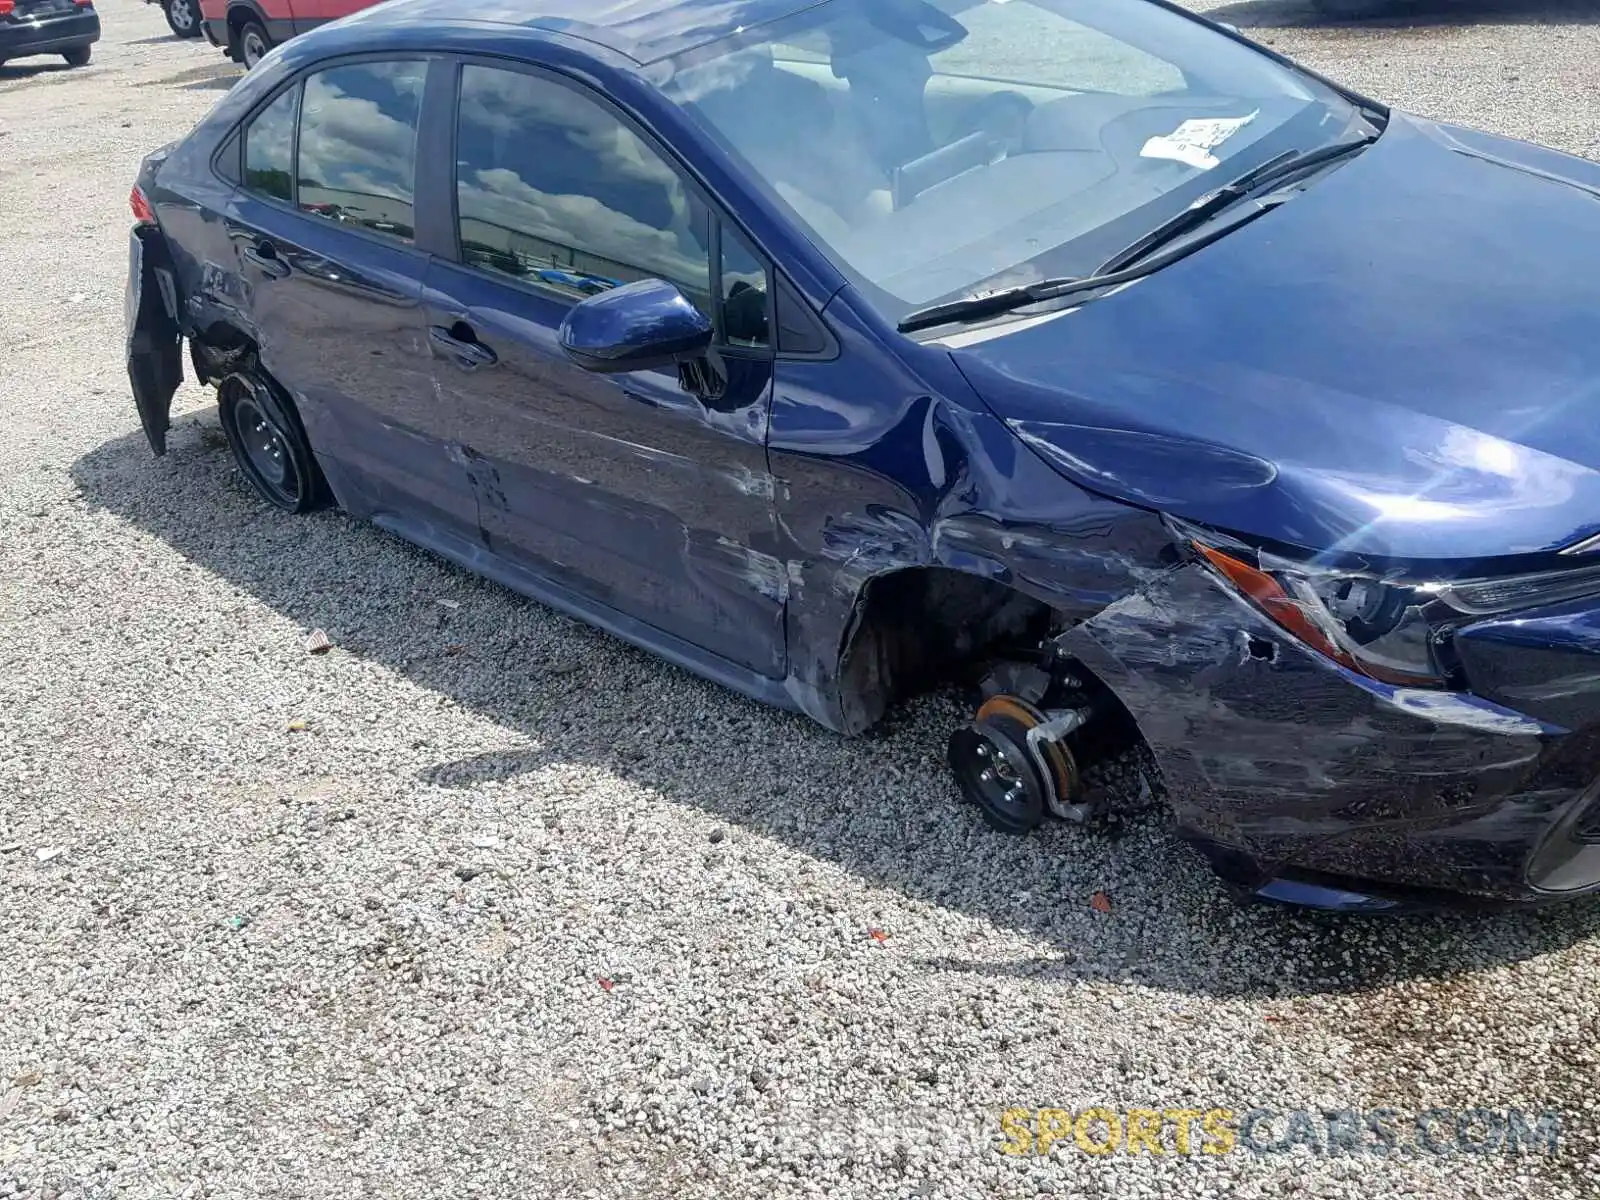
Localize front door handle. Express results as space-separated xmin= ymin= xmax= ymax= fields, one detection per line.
xmin=242 ymin=242 xmax=291 ymax=279
xmin=429 ymin=324 xmax=498 ymax=371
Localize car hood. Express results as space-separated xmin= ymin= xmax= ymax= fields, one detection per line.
xmin=948 ymin=113 xmax=1600 ymax=563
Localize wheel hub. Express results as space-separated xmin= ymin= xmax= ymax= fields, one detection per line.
xmin=949 ymin=692 xmax=1090 ymax=834
xmin=949 ymin=710 xmax=1050 ymax=834
xmin=220 ymin=372 xmax=309 ymax=511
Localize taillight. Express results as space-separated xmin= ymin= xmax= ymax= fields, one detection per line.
xmin=0 ymin=1 xmax=15 ymax=16
xmin=130 ymin=185 xmax=156 ymax=226
xmin=72 ymin=0 xmax=92 ymax=6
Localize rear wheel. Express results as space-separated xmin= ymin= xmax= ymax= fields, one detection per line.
xmin=163 ymin=0 xmax=201 ymax=37
xmin=217 ymin=368 xmax=327 ymax=514
xmin=237 ymin=18 xmax=271 ymax=67
xmin=62 ymin=45 xmax=91 ymax=66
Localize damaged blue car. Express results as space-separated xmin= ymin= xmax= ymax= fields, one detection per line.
xmin=125 ymin=0 xmax=1600 ymax=912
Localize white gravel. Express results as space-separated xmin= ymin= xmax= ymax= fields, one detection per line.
xmin=4 ymin=1 xmax=1600 ymax=1197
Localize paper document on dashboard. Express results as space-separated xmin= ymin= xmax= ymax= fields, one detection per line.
xmin=1140 ymin=111 xmax=1260 ymax=170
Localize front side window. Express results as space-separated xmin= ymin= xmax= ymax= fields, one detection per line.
xmin=243 ymin=85 xmax=297 ymax=202
xmin=453 ymin=65 xmax=712 ymax=309
xmin=295 ymin=60 xmax=426 ymax=243
xmin=665 ymin=0 xmax=1362 ymax=317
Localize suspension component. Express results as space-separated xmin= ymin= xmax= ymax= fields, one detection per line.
xmin=949 ymin=691 xmax=1097 ymax=832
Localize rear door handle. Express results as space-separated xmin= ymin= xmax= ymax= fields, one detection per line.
xmin=242 ymin=242 xmax=290 ymax=279
xmin=429 ymin=324 xmax=498 ymax=371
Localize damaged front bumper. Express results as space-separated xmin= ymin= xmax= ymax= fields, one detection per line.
xmin=1060 ymin=564 xmax=1600 ymax=909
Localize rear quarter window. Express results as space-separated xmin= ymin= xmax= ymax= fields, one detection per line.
xmin=243 ymin=85 xmax=297 ymax=201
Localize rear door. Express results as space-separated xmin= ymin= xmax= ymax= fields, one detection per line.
xmin=421 ymin=60 xmax=785 ymax=676
xmin=223 ymin=56 xmax=477 ymax=538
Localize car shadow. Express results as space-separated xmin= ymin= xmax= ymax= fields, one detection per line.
xmin=0 ymin=59 xmax=73 ymax=80
xmin=134 ymin=61 xmax=239 ymax=90
xmin=1211 ymin=0 xmax=1600 ymax=28
xmin=70 ymin=412 xmax=1600 ymax=1002
xmin=176 ymin=75 xmax=238 ymax=92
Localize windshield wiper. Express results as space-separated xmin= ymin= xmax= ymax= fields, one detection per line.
xmin=897 ymin=133 xmax=1377 ymax=336
xmin=896 ymin=275 xmax=1091 ymax=333
xmin=1097 ymin=133 xmax=1377 ymax=275
xmin=896 ymin=198 xmax=1285 ymax=333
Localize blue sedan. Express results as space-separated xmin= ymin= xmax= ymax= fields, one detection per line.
xmin=125 ymin=0 xmax=1600 ymax=912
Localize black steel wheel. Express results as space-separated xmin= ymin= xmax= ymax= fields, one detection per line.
xmin=217 ymin=369 xmax=326 ymax=513
xmin=949 ymin=712 xmax=1049 ymax=834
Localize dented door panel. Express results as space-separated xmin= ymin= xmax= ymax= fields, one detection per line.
xmin=422 ymin=259 xmax=785 ymax=678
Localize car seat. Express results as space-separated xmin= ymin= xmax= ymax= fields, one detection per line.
xmin=829 ymin=35 xmax=936 ymax=176
xmin=681 ymin=46 xmax=891 ymax=243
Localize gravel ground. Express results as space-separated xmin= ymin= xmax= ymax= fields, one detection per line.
xmin=5 ymin=2 xmax=1600 ymax=1197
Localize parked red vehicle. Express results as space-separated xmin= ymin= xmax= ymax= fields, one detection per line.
xmin=198 ymin=0 xmax=373 ymax=67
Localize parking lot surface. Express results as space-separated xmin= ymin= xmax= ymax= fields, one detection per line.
xmin=4 ymin=2 xmax=1600 ymax=1197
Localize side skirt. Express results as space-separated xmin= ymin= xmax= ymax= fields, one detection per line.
xmin=369 ymin=509 xmax=802 ymax=719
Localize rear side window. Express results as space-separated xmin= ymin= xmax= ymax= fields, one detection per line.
xmin=295 ymin=61 xmax=426 ymax=243
xmin=243 ymin=86 xmax=297 ymax=202
xmin=453 ymin=64 xmax=713 ymax=310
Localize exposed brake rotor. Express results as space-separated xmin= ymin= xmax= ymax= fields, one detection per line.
xmin=949 ymin=692 xmax=1092 ymax=833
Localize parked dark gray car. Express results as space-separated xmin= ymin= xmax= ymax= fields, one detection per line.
xmin=0 ymin=0 xmax=98 ymax=67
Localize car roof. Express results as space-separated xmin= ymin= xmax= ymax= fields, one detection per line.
xmin=346 ymin=0 xmax=830 ymax=65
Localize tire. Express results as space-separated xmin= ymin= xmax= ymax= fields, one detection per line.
xmin=62 ymin=45 xmax=91 ymax=66
xmin=236 ymin=17 xmax=271 ymax=68
xmin=163 ymin=0 xmax=202 ymax=38
xmin=1310 ymin=0 xmax=1392 ymax=17
xmin=217 ymin=367 xmax=328 ymax=514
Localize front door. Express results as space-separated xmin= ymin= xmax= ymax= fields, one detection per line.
xmin=225 ymin=57 xmax=477 ymax=539
xmin=422 ymin=61 xmax=784 ymax=677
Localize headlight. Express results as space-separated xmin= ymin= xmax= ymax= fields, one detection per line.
xmin=1192 ymin=539 xmax=1446 ymax=686
xmin=1182 ymin=526 xmax=1600 ymax=688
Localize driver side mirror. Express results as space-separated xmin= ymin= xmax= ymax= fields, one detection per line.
xmin=558 ymin=278 xmax=714 ymax=375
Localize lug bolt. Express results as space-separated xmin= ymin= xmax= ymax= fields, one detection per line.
xmin=976 ymin=743 xmax=990 ymax=758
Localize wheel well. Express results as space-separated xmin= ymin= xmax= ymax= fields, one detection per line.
xmin=837 ymin=566 xmax=1160 ymax=817
xmin=190 ymin=321 xmax=257 ymax=386
xmin=225 ymin=3 xmax=258 ymax=51
xmin=191 ymin=324 xmax=311 ymax=437
xmin=835 ymin=567 xmax=1054 ymax=733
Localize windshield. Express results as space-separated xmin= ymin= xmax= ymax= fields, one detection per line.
xmin=662 ymin=0 xmax=1364 ymax=319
